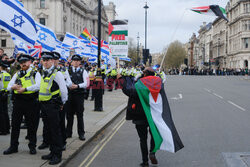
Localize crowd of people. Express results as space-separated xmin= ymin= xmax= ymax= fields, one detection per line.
xmin=0 ymin=48 xmax=167 ymax=166
xmin=168 ymin=67 xmax=249 ymax=76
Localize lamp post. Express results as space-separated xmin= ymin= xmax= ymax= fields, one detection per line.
xmin=144 ymin=2 xmax=149 ymax=50
xmin=143 ymin=2 xmax=149 ymax=65
xmin=94 ymin=0 xmax=103 ymax=111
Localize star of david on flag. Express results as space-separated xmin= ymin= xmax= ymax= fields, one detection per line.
xmin=0 ymin=0 xmax=38 ymax=46
xmin=38 ymin=32 xmax=47 ymax=41
xmin=62 ymin=32 xmax=84 ymax=49
xmin=36 ymin=23 xmax=57 ymax=52
xmin=55 ymin=45 xmax=70 ymax=61
xmin=11 ymin=14 xmax=25 ymax=27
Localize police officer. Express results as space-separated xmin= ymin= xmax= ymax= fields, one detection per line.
xmin=3 ymin=54 xmax=41 ymax=155
xmin=154 ymin=64 xmax=166 ymax=83
xmin=39 ymin=52 xmax=68 ymax=165
xmin=88 ymin=63 xmax=96 ymax=101
xmin=66 ymin=54 xmax=89 ymax=141
xmin=0 ymin=60 xmax=11 ymax=135
xmin=106 ymin=64 xmax=112 ymax=91
xmin=53 ymin=51 xmax=71 ymax=150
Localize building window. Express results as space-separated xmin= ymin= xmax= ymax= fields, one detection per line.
xmin=1 ymin=39 xmax=6 ymax=47
xmin=40 ymin=0 xmax=45 ymax=9
xmin=242 ymin=20 xmax=250 ymax=31
xmin=244 ymin=3 xmax=250 ymax=13
xmin=243 ymin=38 xmax=249 ymax=49
xmin=39 ymin=18 xmax=46 ymax=25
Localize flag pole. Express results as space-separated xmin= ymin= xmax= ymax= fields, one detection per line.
xmin=159 ymin=9 xmax=186 ymax=71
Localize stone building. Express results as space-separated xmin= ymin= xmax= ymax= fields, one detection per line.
xmin=187 ymin=0 xmax=250 ymax=70
xmin=0 ymin=0 xmax=116 ymax=56
xmin=227 ymin=0 xmax=250 ymax=69
xmin=212 ymin=18 xmax=227 ymax=69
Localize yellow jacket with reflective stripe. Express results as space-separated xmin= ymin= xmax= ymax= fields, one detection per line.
xmin=111 ymin=69 xmax=117 ymax=76
xmin=39 ymin=70 xmax=60 ymax=102
xmin=14 ymin=70 xmax=36 ymax=94
xmin=0 ymin=72 xmax=11 ymax=92
xmin=89 ymin=70 xmax=95 ymax=81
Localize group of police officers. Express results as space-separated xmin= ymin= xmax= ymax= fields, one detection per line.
xmin=0 ymin=49 xmax=166 ymax=165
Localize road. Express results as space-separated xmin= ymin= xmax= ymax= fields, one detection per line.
xmin=65 ymin=76 xmax=250 ymax=167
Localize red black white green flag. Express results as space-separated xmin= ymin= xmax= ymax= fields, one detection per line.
xmin=135 ymin=76 xmax=184 ymax=153
xmin=191 ymin=5 xmax=228 ymax=22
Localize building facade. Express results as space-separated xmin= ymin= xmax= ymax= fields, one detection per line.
xmin=187 ymin=0 xmax=250 ymax=70
xmin=0 ymin=0 xmax=116 ymax=56
xmin=227 ymin=0 xmax=250 ymax=69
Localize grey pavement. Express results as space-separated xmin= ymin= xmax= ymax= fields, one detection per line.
xmin=0 ymin=89 xmax=127 ymax=167
xmin=67 ymin=76 xmax=250 ymax=167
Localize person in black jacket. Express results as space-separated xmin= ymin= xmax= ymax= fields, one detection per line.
xmin=119 ymin=67 xmax=158 ymax=167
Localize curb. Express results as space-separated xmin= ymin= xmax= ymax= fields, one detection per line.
xmin=56 ymin=103 xmax=127 ymax=167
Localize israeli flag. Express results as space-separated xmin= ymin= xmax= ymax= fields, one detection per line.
xmin=120 ymin=57 xmax=131 ymax=62
xmin=36 ymin=23 xmax=57 ymax=51
xmin=88 ymin=58 xmax=97 ymax=63
xmin=62 ymin=32 xmax=83 ymax=49
xmin=12 ymin=36 xmax=28 ymax=54
xmin=55 ymin=45 xmax=70 ymax=61
xmin=0 ymin=0 xmax=37 ymax=46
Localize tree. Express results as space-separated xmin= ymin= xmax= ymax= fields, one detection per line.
xmin=128 ymin=37 xmax=140 ymax=66
xmin=160 ymin=40 xmax=187 ymax=69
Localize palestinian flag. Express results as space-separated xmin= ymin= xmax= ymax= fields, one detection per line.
xmin=191 ymin=5 xmax=228 ymax=22
xmin=79 ymin=28 xmax=91 ymax=41
xmin=135 ymin=76 xmax=184 ymax=153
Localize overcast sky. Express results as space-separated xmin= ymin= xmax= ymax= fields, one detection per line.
xmin=103 ymin=0 xmax=228 ymax=53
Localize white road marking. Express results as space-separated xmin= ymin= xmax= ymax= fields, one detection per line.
xmin=213 ymin=93 xmax=223 ymax=99
xmin=170 ymin=94 xmax=183 ymax=100
xmin=204 ymin=88 xmax=211 ymax=93
xmin=227 ymin=101 xmax=246 ymax=111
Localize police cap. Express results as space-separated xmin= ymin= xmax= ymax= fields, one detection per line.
xmin=71 ymin=54 xmax=82 ymax=61
xmin=17 ymin=54 xmax=32 ymax=63
xmin=52 ymin=51 xmax=61 ymax=60
xmin=41 ymin=52 xmax=54 ymax=60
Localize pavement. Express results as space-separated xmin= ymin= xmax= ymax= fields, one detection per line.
xmin=0 ymin=89 xmax=127 ymax=167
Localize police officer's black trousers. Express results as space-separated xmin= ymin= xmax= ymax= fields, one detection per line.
xmin=66 ymin=93 xmax=85 ymax=136
xmin=60 ymin=107 xmax=67 ymax=145
xmin=10 ymin=98 xmax=39 ymax=149
xmin=40 ymin=101 xmax=62 ymax=157
xmin=135 ymin=124 xmax=155 ymax=163
xmin=0 ymin=93 xmax=10 ymax=134
xmin=41 ymin=107 xmax=66 ymax=146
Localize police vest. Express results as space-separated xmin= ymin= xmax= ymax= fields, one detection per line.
xmin=69 ymin=67 xmax=85 ymax=93
xmin=155 ymin=72 xmax=165 ymax=80
xmin=89 ymin=71 xmax=95 ymax=81
xmin=106 ymin=68 xmax=112 ymax=77
xmin=111 ymin=69 xmax=117 ymax=77
xmin=0 ymin=72 xmax=11 ymax=92
xmin=39 ymin=70 xmax=60 ymax=102
xmin=14 ymin=70 xmax=36 ymax=94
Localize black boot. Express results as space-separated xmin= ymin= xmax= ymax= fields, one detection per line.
xmin=41 ymin=153 xmax=53 ymax=160
xmin=29 ymin=147 xmax=37 ymax=155
xmin=49 ymin=155 xmax=62 ymax=165
xmin=3 ymin=147 xmax=18 ymax=155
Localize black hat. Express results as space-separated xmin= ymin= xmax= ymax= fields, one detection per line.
xmin=71 ymin=54 xmax=81 ymax=61
xmin=52 ymin=52 xmax=61 ymax=60
xmin=17 ymin=54 xmax=32 ymax=63
xmin=41 ymin=52 xmax=54 ymax=60
xmin=0 ymin=60 xmax=9 ymax=68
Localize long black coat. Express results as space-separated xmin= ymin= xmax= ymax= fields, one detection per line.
xmin=121 ymin=77 xmax=147 ymax=124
